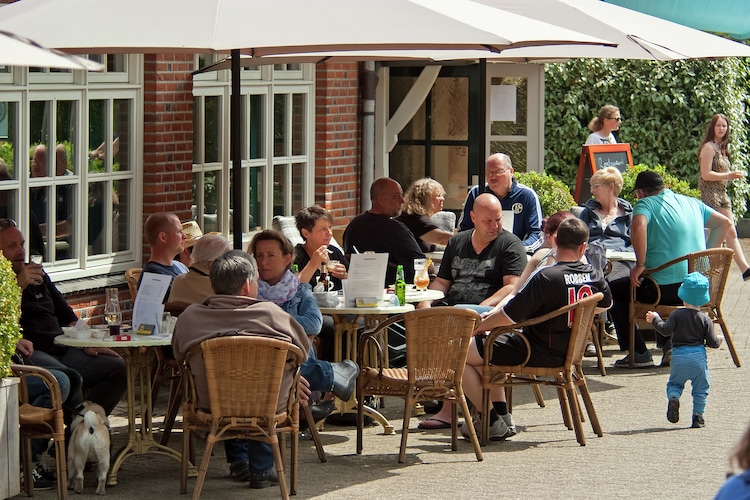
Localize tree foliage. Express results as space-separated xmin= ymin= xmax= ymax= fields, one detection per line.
xmin=544 ymin=58 xmax=750 ymax=220
xmin=515 ymin=171 xmax=576 ymax=217
xmin=0 ymin=252 xmax=22 ymax=378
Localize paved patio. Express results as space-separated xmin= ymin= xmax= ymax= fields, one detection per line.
xmin=28 ymin=241 xmax=750 ymax=499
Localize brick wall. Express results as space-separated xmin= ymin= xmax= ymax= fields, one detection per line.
xmin=141 ymin=53 xmax=195 ymax=262
xmin=315 ymin=62 xmax=362 ymax=227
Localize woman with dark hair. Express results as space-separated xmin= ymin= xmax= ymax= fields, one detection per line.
xmin=697 ymin=113 xmax=750 ymax=280
xmin=293 ymin=206 xmax=348 ymax=290
xmin=585 ymin=105 xmax=621 ymax=145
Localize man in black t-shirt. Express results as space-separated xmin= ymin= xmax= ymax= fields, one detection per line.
xmin=418 ymin=193 xmax=526 ymax=312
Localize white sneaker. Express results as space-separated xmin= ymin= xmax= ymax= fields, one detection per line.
xmin=501 ymin=413 xmax=517 ymax=437
xmin=460 ymin=416 xmax=511 ymax=441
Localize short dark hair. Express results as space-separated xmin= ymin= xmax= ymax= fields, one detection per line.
xmin=555 ymin=218 xmax=589 ymax=250
xmin=295 ymin=205 xmax=333 ymax=237
xmin=210 ymin=250 xmax=256 ymax=295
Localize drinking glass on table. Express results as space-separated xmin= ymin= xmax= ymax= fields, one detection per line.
xmin=326 ymin=259 xmax=340 ymax=274
xmin=104 ymin=288 xmax=122 ymax=335
xmin=414 ymin=258 xmax=429 ymax=291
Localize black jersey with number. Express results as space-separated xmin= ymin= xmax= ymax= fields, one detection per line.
xmin=503 ymin=260 xmax=612 ymax=366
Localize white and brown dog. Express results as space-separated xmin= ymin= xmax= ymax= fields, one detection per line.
xmin=67 ymin=402 xmax=110 ymax=495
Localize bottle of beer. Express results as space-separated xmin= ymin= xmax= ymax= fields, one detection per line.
xmin=395 ymin=264 xmax=406 ymax=306
xmin=319 ymin=262 xmax=330 ymax=291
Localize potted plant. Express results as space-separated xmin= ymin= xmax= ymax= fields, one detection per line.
xmin=0 ymin=250 xmax=22 ymax=499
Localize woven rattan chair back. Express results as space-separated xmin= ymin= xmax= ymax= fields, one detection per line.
xmin=480 ymin=292 xmax=603 ymax=446
xmin=628 ymin=248 xmax=738 ymax=367
xmin=180 ymin=336 xmax=305 ymax=499
xmin=356 ymin=307 xmax=483 ymax=463
xmin=11 ymin=364 xmax=68 ymax=500
xmin=125 ymin=267 xmax=142 ymax=300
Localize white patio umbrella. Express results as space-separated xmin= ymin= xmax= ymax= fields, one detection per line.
xmin=0 ymin=30 xmax=102 ymax=70
xmin=0 ymin=0 xmax=616 ymax=246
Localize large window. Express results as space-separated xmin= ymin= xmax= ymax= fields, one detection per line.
xmin=192 ymin=61 xmax=314 ymax=239
xmin=0 ymin=57 xmax=141 ymax=280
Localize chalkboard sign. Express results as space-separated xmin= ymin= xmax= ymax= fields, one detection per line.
xmin=574 ymin=143 xmax=634 ymax=204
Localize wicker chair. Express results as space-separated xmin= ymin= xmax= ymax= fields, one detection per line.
xmin=356 ymin=308 xmax=483 ymax=463
xmin=180 ymin=336 xmax=315 ymax=499
xmin=480 ymin=292 xmax=603 ymax=446
xmin=125 ymin=267 xmax=142 ymax=300
xmin=628 ymin=248 xmax=738 ymax=368
xmin=11 ymin=364 xmax=68 ymax=500
xmin=153 ymin=301 xmax=190 ymax=446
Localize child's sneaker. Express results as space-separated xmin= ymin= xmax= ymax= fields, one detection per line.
xmin=667 ymin=397 xmax=680 ymax=423
xmin=691 ymin=413 xmax=705 ymax=428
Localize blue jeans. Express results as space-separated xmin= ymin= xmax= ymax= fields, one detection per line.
xmin=300 ymin=345 xmax=333 ymax=393
xmin=25 ymin=367 xmax=72 ymax=462
xmin=224 ymin=440 xmax=274 ymax=473
xmin=667 ymin=346 xmax=710 ymax=415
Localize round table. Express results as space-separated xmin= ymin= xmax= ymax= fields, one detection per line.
xmin=55 ymin=332 xmax=183 ymax=486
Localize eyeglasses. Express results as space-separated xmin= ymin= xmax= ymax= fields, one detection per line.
xmin=608 ymin=116 xmax=622 ymax=122
xmin=0 ymin=218 xmax=17 ymax=232
xmin=486 ymin=167 xmax=510 ymax=178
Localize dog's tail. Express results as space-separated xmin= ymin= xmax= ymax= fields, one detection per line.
xmin=84 ymin=410 xmax=101 ymax=434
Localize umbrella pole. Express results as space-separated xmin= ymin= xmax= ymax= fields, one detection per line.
xmin=231 ymin=49 xmax=243 ymax=249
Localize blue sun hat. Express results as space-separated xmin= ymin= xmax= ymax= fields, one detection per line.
xmin=677 ymin=272 xmax=710 ymax=307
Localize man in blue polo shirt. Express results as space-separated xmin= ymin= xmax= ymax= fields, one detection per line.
xmin=457 ymin=153 xmax=543 ymax=254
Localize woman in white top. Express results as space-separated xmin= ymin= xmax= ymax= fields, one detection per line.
xmin=585 ymin=105 xmax=621 ymax=145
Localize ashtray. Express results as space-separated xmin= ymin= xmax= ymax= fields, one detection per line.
xmin=62 ymin=327 xmax=92 ymax=339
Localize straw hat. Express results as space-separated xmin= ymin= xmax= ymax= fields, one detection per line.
xmin=182 ymin=221 xmax=204 ymax=248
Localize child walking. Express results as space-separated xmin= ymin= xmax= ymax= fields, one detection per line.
xmin=645 ymin=272 xmax=722 ymax=428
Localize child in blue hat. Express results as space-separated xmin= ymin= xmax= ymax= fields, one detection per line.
xmin=645 ymin=271 xmax=722 ymax=428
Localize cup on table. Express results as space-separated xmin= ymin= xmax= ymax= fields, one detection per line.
xmin=413 ymin=258 xmax=429 ymax=291
xmin=326 ymin=259 xmax=340 ymax=274
xmin=161 ymin=312 xmax=174 ymax=336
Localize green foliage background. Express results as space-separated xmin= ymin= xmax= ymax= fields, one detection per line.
xmin=544 ymin=58 xmax=750 ymax=221
xmin=0 ymin=252 xmax=22 ymax=378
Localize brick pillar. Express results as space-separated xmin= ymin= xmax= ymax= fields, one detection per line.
xmin=141 ymin=53 xmax=195 ymax=262
xmin=315 ymin=62 xmax=361 ymax=225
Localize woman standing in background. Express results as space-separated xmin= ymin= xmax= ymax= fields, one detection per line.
xmin=585 ymin=105 xmax=621 ymax=145
xmin=697 ymin=113 xmax=750 ymax=281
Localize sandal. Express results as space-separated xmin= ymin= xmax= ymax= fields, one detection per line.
xmin=418 ymin=417 xmax=451 ymax=429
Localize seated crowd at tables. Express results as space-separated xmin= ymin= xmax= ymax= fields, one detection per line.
xmin=1 ymin=147 xmax=735 ymax=491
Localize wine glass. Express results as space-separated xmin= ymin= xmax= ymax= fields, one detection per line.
xmin=104 ymin=288 xmax=122 ymax=335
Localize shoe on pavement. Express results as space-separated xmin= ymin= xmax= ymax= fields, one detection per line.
xmin=35 ymin=461 xmax=56 ymax=481
xmin=667 ymin=397 xmax=680 ymax=423
xmin=614 ymin=351 xmax=654 ymax=368
xmin=331 ymin=359 xmax=358 ymax=401
xmin=460 ymin=416 xmax=511 ymax=441
xmin=501 ymin=413 xmax=517 ymax=437
xmin=23 ymin=467 xmax=54 ymax=491
xmin=692 ymin=413 xmax=705 ymax=428
xmin=584 ymin=342 xmax=598 ymax=357
xmin=229 ymin=461 xmax=250 ymax=482
xmin=249 ymin=468 xmax=279 ymax=489
xmin=660 ymin=349 xmax=672 ymax=367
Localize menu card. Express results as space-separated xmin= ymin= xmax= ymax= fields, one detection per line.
xmin=132 ymin=272 xmax=170 ymax=335
xmin=342 ymin=253 xmax=388 ymax=307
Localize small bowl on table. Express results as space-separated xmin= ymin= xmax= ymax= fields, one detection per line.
xmin=62 ymin=327 xmax=92 ymax=339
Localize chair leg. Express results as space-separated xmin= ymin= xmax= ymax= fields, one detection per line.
xmin=716 ymin=312 xmax=741 ymax=367
xmin=481 ymin=387 xmax=490 ymax=446
xmin=159 ymin=372 xmax=184 ymax=446
xmin=458 ymin=395 xmax=483 ymax=461
xmin=450 ymin=397 xmax=459 ymax=450
xmin=356 ymin=381 xmax=365 ymax=455
xmin=593 ymin=322 xmax=607 ymax=376
xmin=575 ymin=368 xmax=603 ymax=437
xmin=270 ymin=437 xmax=290 ymax=500
xmin=532 ymin=384 xmax=545 ymax=408
xmin=180 ymin=427 xmax=190 ymax=494
xmin=21 ymin=436 xmax=33 ymax=497
xmin=191 ymin=436 xmax=216 ymax=500
xmin=301 ymin=402 xmax=326 ymax=462
xmin=398 ymin=392 xmax=414 ymax=463
xmin=629 ymin=320 xmax=637 ymax=369
xmin=54 ymin=435 xmax=69 ymax=500
xmin=556 ymin=386 xmax=573 ymax=430
xmin=566 ymin=383 xmax=587 ymax=446
xmin=289 ymin=423 xmax=299 ymax=495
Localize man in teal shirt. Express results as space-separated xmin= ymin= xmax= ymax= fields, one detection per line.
xmin=620 ymin=171 xmax=731 ymax=368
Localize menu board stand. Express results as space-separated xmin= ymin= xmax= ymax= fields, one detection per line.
xmin=574 ymin=143 xmax=634 ymax=204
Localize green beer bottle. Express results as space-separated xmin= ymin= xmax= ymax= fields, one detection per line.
xmin=395 ymin=264 xmax=406 ymax=306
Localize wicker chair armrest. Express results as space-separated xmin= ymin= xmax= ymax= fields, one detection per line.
xmin=357 ymin=313 xmax=405 ymax=374
xmin=629 ymin=274 xmax=661 ymax=306
xmin=10 ymin=364 xmax=64 ymax=409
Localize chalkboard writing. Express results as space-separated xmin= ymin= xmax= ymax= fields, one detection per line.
xmin=574 ymin=144 xmax=633 ymax=204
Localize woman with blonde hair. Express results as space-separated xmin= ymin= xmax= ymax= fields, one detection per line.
xmin=697 ymin=113 xmax=750 ymax=281
xmin=395 ymin=177 xmax=453 ymax=253
xmin=585 ymin=105 xmax=621 ymax=145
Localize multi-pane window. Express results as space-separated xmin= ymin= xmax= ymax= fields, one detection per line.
xmin=0 ymin=56 xmax=140 ymax=280
xmin=192 ymin=60 xmax=314 ymax=239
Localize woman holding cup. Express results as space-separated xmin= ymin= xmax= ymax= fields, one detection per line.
xmin=293 ymin=205 xmax=349 ymax=291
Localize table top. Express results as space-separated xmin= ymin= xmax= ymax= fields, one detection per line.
xmin=319 ymin=301 xmax=414 ymax=316
xmin=606 ymin=250 xmax=636 ymax=262
xmin=55 ymin=332 xmax=172 ymax=348
xmin=404 ymin=286 xmax=444 ymax=303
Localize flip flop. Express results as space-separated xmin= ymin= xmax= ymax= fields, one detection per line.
xmin=418 ymin=417 xmax=451 ymax=430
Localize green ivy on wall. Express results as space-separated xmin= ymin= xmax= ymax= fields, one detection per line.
xmin=544 ymin=57 xmax=750 ymax=221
